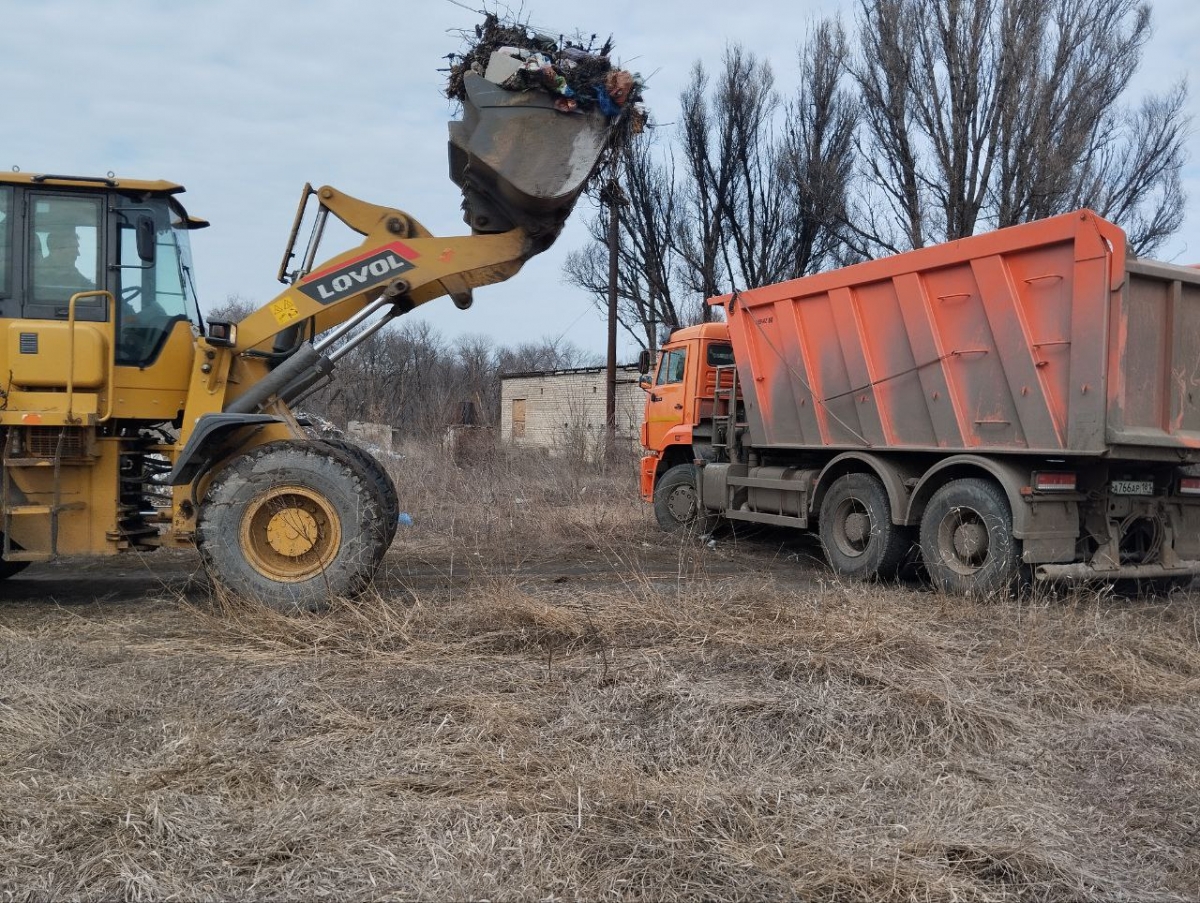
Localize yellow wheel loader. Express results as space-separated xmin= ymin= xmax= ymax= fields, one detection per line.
xmin=0 ymin=73 xmax=614 ymax=609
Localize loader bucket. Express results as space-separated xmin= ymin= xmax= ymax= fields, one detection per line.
xmin=448 ymin=72 xmax=612 ymax=254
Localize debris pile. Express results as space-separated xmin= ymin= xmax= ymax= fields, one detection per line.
xmin=446 ymin=14 xmax=646 ymax=129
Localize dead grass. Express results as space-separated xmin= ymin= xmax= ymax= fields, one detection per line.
xmin=2 ymin=445 xmax=1200 ymax=900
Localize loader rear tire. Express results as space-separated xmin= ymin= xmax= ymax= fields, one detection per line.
xmin=0 ymin=536 xmax=32 ymax=580
xmin=819 ymin=473 xmax=909 ymax=580
xmin=197 ymin=440 xmax=386 ymax=612
xmin=320 ymin=438 xmax=399 ymax=552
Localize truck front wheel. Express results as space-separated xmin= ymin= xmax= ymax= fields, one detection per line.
xmin=654 ymin=463 xmax=714 ymax=534
xmin=819 ymin=473 xmax=909 ymax=580
xmin=919 ymin=478 xmax=1018 ymax=597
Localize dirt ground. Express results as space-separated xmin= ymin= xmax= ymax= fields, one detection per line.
xmin=2 ymin=455 xmax=1200 ymax=901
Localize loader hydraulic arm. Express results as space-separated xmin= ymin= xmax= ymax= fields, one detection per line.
xmin=235 ymin=185 xmax=537 ymax=355
xmin=186 ymin=186 xmax=538 ymax=425
xmin=173 ymin=68 xmax=617 ymax=485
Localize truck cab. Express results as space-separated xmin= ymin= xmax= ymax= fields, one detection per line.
xmin=638 ymin=322 xmax=735 ymax=504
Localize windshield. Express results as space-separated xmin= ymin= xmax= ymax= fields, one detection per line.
xmin=115 ymin=197 xmax=201 ymax=366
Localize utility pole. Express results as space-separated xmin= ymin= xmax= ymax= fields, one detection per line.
xmin=601 ymin=177 xmax=626 ymax=464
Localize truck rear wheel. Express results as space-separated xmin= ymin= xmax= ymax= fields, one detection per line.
xmin=919 ymin=478 xmax=1018 ymax=597
xmin=320 ymin=438 xmax=399 ymax=553
xmin=819 ymin=473 xmax=909 ymax=580
xmin=197 ymin=440 xmax=386 ymax=612
xmin=654 ymin=463 xmax=714 ymax=534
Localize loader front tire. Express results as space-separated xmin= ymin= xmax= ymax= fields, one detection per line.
xmin=197 ymin=440 xmax=386 ymax=612
xmin=320 ymin=438 xmax=399 ymax=552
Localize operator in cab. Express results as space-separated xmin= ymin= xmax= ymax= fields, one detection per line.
xmin=37 ymin=227 xmax=94 ymax=293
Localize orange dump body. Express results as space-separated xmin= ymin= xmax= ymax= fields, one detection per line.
xmin=715 ymin=210 xmax=1200 ymax=459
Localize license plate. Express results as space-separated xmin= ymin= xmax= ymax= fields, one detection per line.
xmin=1111 ymin=480 xmax=1154 ymax=496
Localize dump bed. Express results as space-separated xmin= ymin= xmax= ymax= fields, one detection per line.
xmin=717 ymin=210 xmax=1200 ymax=460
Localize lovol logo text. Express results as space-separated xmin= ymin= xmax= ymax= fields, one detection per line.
xmin=297 ymin=244 xmax=416 ymax=306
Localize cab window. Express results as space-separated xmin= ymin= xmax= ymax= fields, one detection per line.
xmin=114 ymin=198 xmax=199 ymax=366
xmin=29 ymin=196 xmax=101 ymax=304
xmin=656 ymin=347 xmax=687 ymax=385
xmin=707 ymin=342 xmax=734 ymax=367
xmin=0 ymin=187 xmax=11 ymax=300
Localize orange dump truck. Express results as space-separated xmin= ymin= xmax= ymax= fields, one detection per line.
xmin=639 ymin=210 xmax=1200 ymax=594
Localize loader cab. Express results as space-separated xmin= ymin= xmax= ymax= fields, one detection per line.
xmin=0 ymin=173 xmax=206 ymax=369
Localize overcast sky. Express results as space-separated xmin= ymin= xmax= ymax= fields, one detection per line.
xmin=3 ymin=0 xmax=1198 ymax=361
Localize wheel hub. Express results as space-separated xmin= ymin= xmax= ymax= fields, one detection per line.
xmin=240 ymin=485 xmax=342 ymax=583
xmin=667 ymin=486 xmax=696 ymax=522
xmin=936 ymin=507 xmax=990 ymax=575
xmin=832 ymin=497 xmax=873 ymax=557
xmin=266 ymin=508 xmax=320 ymax=557
xmin=844 ymin=511 xmax=870 ymax=546
xmin=953 ymin=520 xmax=987 ymax=558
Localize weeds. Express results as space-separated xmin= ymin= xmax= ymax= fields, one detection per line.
xmin=1 ymin=443 xmax=1199 ymax=899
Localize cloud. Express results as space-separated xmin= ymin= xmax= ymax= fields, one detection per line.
xmin=3 ymin=0 xmax=1197 ymax=357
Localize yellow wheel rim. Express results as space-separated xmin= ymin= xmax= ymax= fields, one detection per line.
xmin=240 ymin=485 xmax=342 ymax=583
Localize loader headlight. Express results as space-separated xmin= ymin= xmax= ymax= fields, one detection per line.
xmin=207 ymin=320 xmax=237 ymax=347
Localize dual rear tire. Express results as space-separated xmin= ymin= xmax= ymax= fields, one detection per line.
xmin=818 ymin=473 xmax=909 ymax=580
xmin=820 ymin=474 xmax=1019 ymax=595
xmin=918 ymin=478 xmax=1019 ymax=597
xmin=662 ymin=466 xmax=1021 ymax=595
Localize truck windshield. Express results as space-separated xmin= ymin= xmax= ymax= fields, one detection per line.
xmin=115 ymin=199 xmax=201 ymax=366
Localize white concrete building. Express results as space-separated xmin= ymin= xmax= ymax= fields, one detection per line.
xmin=500 ymin=365 xmax=645 ymax=456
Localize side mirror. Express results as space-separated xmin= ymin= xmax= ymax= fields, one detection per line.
xmin=136 ymin=215 xmax=156 ymax=264
xmin=637 ymin=348 xmax=652 ymax=374
xmin=638 ymin=375 xmax=652 ymax=392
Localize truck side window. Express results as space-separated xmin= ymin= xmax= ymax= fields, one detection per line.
xmin=0 ymin=187 xmax=11 ymax=300
xmin=656 ymin=348 xmax=687 ymax=385
xmin=707 ymin=343 xmax=734 ymax=366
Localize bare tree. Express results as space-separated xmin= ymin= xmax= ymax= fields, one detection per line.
xmin=204 ymin=293 xmax=256 ymax=323
xmin=779 ymin=20 xmax=861 ymax=273
xmin=849 ymin=0 xmax=1187 ymax=255
xmin=567 ymin=37 xmax=858 ymax=344
xmin=563 ymin=132 xmax=686 ymax=350
xmin=677 ymin=46 xmax=797 ymax=305
xmin=496 ymin=337 xmax=598 ymax=373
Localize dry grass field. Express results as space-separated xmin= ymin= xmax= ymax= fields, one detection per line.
xmin=2 ymin=443 xmax=1200 ymax=901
